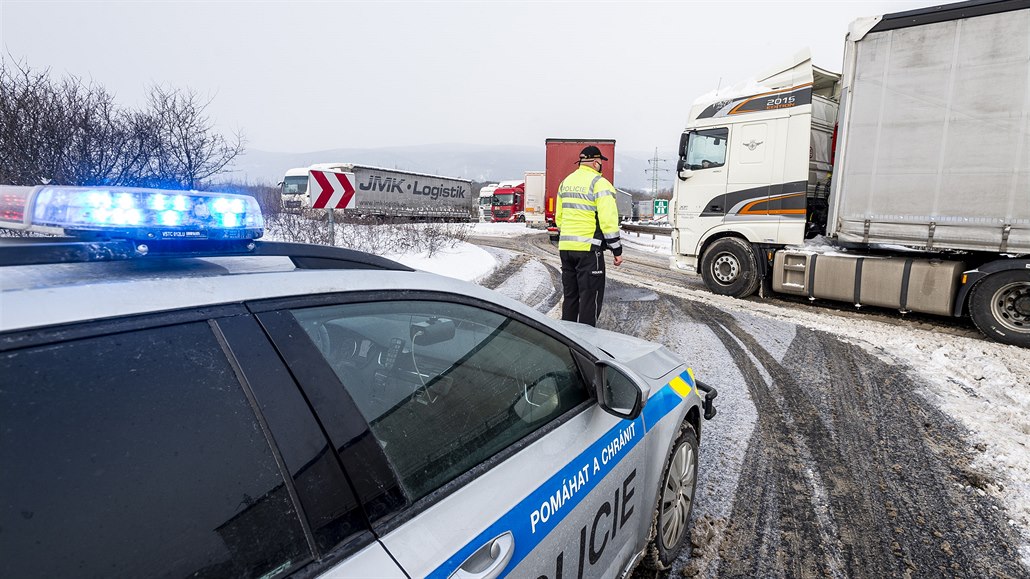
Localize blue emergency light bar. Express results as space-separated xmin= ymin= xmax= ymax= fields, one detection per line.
xmin=0 ymin=185 xmax=263 ymax=241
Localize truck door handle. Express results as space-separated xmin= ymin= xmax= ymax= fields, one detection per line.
xmin=450 ymin=531 xmax=514 ymax=579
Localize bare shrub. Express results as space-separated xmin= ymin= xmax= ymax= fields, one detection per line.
xmin=0 ymin=60 xmax=242 ymax=190
xmin=262 ymin=211 xmax=474 ymax=259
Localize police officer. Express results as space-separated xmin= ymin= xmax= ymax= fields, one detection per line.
xmin=556 ymin=146 xmax=623 ymax=327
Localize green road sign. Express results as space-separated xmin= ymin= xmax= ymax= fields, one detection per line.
xmin=654 ymin=199 xmax=669 ymax=216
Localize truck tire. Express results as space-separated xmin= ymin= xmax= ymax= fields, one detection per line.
xmin=700 ymin=237 xmax=761 ymax=298
xmin=640 ymin=422 xmax=699 ymax=572
xmin=969 ymin=270 xmax=1030 ymax=347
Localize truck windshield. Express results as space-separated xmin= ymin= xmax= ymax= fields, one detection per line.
xmin=282 ymin=176 xmax=308 ymax=194
xmin=685 ymin=128 xmax=728 ymax=170
xmin=494 ymin=194 xmax=514 ymax=205
xmin=479 ymin=197 xmax=493 ymax=206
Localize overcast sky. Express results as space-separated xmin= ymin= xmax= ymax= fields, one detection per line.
xmin=2 ymin=0 xmax=929 ymax=154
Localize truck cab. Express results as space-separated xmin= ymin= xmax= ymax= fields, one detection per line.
xmin=478 ymin=184 xmax=498 ymax=222
xmin=491 ymin=181 xmax=526 ymax=222
xmin=670 ymin=50 xmax=839 ymax=277
xmin=280 ymin=167 xmax=311 ymax=210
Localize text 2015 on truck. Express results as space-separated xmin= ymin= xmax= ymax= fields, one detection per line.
xmin=669 ymin=0 xmax=1029 ymax=346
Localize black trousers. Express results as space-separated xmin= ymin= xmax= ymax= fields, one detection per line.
xmin=560 ymin=249 xmax=606 ymax=327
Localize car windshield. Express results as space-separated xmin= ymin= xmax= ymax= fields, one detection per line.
xmin=494 ymin=194 xmax=514 ymax=205
xmin=282 ymin=176 xmax=308 ymax=194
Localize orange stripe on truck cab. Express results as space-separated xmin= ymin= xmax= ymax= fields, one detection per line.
xmin=738 ymin=192 xmax=806 ymax=215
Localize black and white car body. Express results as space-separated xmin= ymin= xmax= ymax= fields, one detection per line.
xmin=0 ymin=185 xmax=716 ymax=578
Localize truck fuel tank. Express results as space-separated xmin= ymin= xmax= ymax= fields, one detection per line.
xmin=772 ymin=250 xmax=965 ymax=316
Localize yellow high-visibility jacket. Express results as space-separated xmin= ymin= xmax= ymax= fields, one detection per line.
xmin=556 ymin=165 xmax=622 ymax=255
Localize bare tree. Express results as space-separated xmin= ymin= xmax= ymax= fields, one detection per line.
xmin=0 ymin=60 xmax=244 ymax=189
xmin=0 ymin=62 xmax=63 ymax=185
xmin=145 ymin=86 xmax=244 ymax=190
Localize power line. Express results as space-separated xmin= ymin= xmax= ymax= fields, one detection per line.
xmin=645 ymin=147 xmax=669 ymax=197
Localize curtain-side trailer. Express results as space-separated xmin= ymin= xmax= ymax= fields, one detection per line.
xmin=280 ymin=163 xmax=474 ymax=221
xmin=669 ymin=0 xmax=1030 ymax=346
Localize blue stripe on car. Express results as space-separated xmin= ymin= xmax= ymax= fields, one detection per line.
xmin=427 ymin=370 xmax=692 ymax=578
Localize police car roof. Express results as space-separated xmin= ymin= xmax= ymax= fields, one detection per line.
xmin=0 ymin=248 xmax=537 ymax=332
xmin=0 ymin=185 xmax=556 ymax=335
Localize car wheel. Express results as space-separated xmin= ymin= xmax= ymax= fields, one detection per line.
xmin=700 ymin=237 xmax=761 ymax=298
xmin=969 ymin=270 xmax=1030 ymax=347
xmin=642 ymin=422 xmax=699 ymax=571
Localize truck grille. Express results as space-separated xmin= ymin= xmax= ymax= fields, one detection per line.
xmin=493 ymin=210 xmax=511 ymax=219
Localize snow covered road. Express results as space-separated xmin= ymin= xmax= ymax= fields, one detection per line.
xmin=469 ymin=228 xmax=1030 ymax=578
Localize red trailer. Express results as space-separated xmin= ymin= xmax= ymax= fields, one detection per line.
xmin=544 ymin=139 xmax=616 ymax=230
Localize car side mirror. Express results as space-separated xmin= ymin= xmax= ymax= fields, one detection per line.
xmin=594 ymin=361 xmax=645 ymax=420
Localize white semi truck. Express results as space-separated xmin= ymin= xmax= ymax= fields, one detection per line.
xmin=670 ymin=0 xmax=1029 ymax=346
xmin=478 ymin=183 xmax=499 ymax=222
xmin=280 ymin=163 xmax=474 ymax=221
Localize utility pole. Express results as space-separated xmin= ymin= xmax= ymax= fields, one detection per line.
xmin=645 ymin=148 xmax=669 ymax=198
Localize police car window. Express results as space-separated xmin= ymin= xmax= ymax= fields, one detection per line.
xmin=0 ymin=322 xmax=310 ymax=578
xmin=292 ymin=300 xmax=590 ymax=501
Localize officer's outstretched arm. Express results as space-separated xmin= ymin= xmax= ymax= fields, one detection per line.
xmin=596 ymin=193 xmax=622 ymax=258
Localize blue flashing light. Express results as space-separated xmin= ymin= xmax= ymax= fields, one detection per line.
xmin=149 ymin=194 xmax=168 ymax=211
xmin=25 ymin=186 xmax=264 ymax=241
xmin=160 ymin=210 xmax=181 ymax=226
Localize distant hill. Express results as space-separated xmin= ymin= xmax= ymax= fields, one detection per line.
xmin=225 ymin=144 xmax=675 ymax=192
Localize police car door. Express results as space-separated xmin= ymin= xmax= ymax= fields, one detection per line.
xmin=275 ymin=296 xmax=648 ymax=579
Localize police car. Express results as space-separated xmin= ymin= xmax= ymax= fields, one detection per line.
xmin=0 ymin=185 xmax=716 ymax=578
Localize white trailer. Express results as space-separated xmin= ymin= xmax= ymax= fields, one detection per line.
xmin=523 ymin=171 xmax=546 ymax=223
xmin=670 ymin=0 xmax=1030 ymax=346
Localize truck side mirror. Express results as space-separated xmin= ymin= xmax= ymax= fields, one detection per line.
xmin=678 ymin=132 xmax=689 ymax=157
xmin=677 ymin=159 xmax=694 ymax=181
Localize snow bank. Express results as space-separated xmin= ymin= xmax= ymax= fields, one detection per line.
xmin=471 ymin=222 xmax=545 ymax=237
xmin=386 ymin=242 xmax=495 ymax=282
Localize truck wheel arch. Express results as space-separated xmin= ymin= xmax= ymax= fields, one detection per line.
xmin=699 ymin=236 xmax=763 ymax=298
xmin=963 ymin=261 xmax=1030 ymax=347
xmin=953 ymin=259 xmax=1030 ymax=317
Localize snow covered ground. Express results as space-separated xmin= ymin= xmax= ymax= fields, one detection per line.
xmin=386 ymin=243 xmax=495 ymax=282
xmin=621 ymin=229 xmax=673 ymax=254
xmin=451 ymin=230 xmax=1030 ymax=565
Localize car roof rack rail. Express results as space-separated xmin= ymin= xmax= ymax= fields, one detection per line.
xmin=0 ymin=237 xmax=415 ymax=271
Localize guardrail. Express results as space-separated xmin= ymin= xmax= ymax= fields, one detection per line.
xmin=621 ymin=223 xmax=672 ymax=236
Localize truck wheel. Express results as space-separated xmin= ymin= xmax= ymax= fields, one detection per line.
xmin=969 ymin=270 xmax=1030 ymax=347
xmin=640 ymin=422 xmax=699 ymax=572
xmin=700 ymin=237 xmax=761 ymax=298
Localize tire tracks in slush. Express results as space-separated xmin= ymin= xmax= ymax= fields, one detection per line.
xmin=666 ymin=298 xmax=1025 ymax=578
xmin=469 ymin=237 xmax=1026 ymax=578
xmin=478 ymin=250 xmax=563 ymax=314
